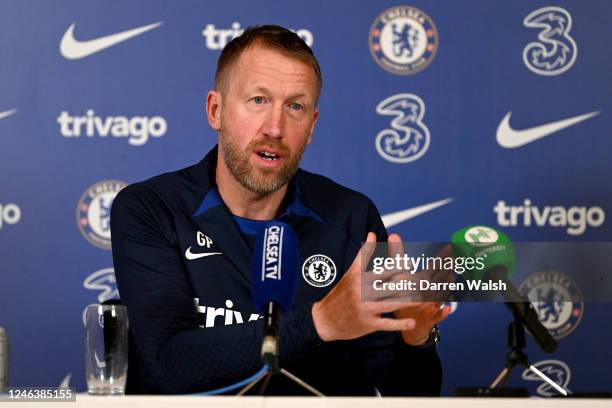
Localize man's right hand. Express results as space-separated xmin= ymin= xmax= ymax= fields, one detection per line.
xmin=311 ymin=232 xmax=417 ymax=342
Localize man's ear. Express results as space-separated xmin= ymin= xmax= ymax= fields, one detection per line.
xmin=307 ymin=107 xmax=319 ymax=145
xmin=206 ymin=90 xmax=222 ymax=130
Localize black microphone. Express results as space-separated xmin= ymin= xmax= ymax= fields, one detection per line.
xmin=251 ymin=221 xmax=299 ymax=370
xmin=487 ymin=265 xmax=557 ymax=353
xmin=452 ymin=226 xmax=557 ymax=353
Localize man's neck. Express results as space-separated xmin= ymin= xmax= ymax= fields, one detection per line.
xmin=215 ymin=159 xmax=288 ymax=221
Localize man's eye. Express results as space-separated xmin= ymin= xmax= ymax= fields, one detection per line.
xmin=290 ymin=103 xmax=303 ymax=111
xmin=252 ymin=96 xmax=265 ymax=104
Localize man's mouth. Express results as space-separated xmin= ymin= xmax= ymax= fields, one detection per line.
xmin=256 ymin=150 xmax=280 ymax=161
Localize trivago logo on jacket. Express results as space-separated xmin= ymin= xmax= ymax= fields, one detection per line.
xmin=193 ymin=298 xmax=262 ymax=328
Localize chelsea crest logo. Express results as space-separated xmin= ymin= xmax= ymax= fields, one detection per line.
xmin=519 ymin=271 xmax=583 ymax=339
xmin=369 ymin=6 xmax=439 ymax=75
xmin=302 ymin=254 xmax=337 ymax=287
xmin=77 ymin=180 xmax=127 ymax=250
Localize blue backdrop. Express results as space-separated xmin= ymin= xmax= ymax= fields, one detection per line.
xmin=1 ymin=0 xmax=610 ymax=395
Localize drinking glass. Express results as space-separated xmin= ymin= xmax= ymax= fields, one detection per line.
xmin=84 ymin=304 xmax=128 ymax=395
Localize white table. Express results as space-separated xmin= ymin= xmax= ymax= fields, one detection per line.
xmin=10 ymin=395 xmax=612 ymax=408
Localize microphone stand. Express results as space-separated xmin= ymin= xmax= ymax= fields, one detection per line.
xmin=489 ymin=316 xmax=570 ymax=396
xmin=237 ymin=303 xmax=324 ymax=396
xmin=237 ymin=365 xmax=324 ymax=396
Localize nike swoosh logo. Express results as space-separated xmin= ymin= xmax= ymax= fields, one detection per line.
xmin=185 ymin=246 xmax=222 ymax=260
xmin=382 ymin=198 xmax=453 ymax=228
xmin=60 ymin=21 xmax=162 ymax=59
xmin=0 ymin=109 xmax=17 ymax=120
xmin=496 ymin=111 xmax=600 ymax=149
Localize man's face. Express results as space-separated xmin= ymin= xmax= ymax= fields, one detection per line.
xmin=209 ymin=44 xmax=319 ymax=194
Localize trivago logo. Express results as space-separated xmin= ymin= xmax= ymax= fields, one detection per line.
xmin=202 ymin=22 xmax=314 ymax=50
xmin=193 ymin=298 xmax=261 ymax=328
xmin=58 ymin=109 xmax=167 ymax=146
xmin=0 ymin=203 xmax=21 ymax=231
xmin=494 ymin=199 xmax=605 ymax=236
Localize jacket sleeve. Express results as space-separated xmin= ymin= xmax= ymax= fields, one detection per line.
xmin=110 ymin=186 xmax=320 ymax=394
xmin=362 ymin=200 xmax=443 ymax=396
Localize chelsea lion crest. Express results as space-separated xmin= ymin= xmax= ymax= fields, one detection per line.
xmin=519 ymin=271 xmax=583 ymax=339
xmin=369 ymin=5 xmax=439 ymax=75
xmin=302 ymin=254 xmax=337 ymax=287
xmin=77 ymin=180 xmax=127 ymax=250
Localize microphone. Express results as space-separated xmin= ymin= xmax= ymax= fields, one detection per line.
xmin=251 ymin=221 xmax=300 ymax=370
xmin=451 ymin=226 xmax=557 ymax=353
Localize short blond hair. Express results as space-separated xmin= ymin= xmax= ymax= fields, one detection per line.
xmin=214 ymin=25 xmax=323 ymax=104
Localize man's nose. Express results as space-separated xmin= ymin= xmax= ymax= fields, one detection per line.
xmin=262 ymin=104 xmax=283 ymax=139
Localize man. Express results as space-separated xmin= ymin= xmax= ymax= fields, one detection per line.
xmin=111 ymin=25 xmax=450 ymax=395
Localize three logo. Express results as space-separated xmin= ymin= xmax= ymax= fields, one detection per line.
xmin=375 ymin=93 xmax=430 ymax=163
xmin=523 ymin=7 xmax=577 ymax=76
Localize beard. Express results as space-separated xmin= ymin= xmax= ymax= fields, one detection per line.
xmin=219 ymin=131 xmax=306 ymax=195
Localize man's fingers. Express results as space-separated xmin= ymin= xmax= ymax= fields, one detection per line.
xmin=436 ymin=243 xmax=452 ymax=258
xmin=364 ymin=300 xmax=420 ymax=314
xmin=387 ymin=233 xmax=416 ymax=273
xmin=422 ymin=303 xmax=452 ymax=324
xmin=363 ymin=231 xmax=377 ymax=260
xmin=387 ymin=233 xmax=405 ymax=259
xmin=361 ymin=232 xmax=378 ymax=271
xmin=349 ymin=232 xmax=377 ymax=275
xmin=437 ymin=304 xmax=452 ymax=322
xmin=375 ymin=317 xmax=416 ymax=332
